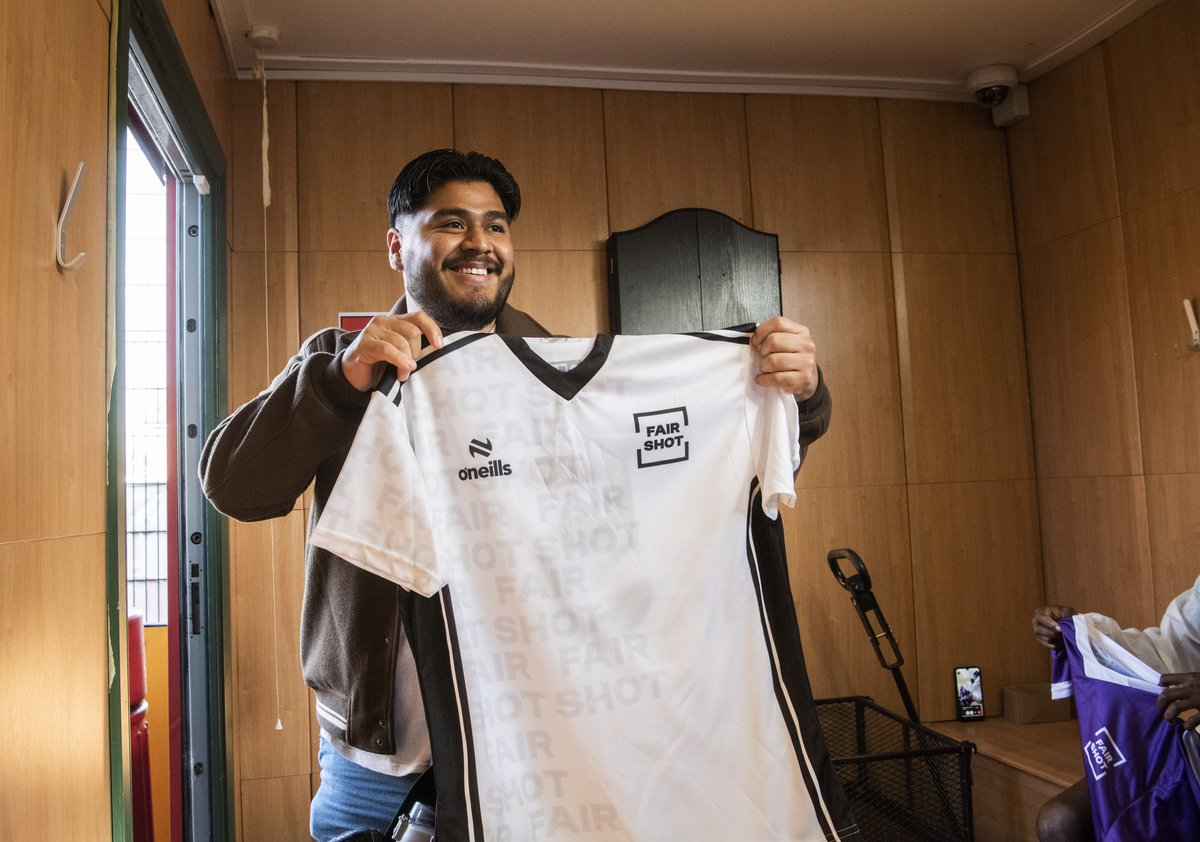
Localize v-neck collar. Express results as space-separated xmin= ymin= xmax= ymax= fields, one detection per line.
xmin=500 ymin=334 xmax=614 ymax=401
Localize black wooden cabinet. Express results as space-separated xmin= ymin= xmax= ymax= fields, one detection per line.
xmin=606 ymin=208 xmax=781 ymax=334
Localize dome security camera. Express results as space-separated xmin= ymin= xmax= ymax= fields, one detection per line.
xmin=967 ymin=65 xmax=1019 ymax=108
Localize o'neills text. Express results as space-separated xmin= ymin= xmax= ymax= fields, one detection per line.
xmin=459 ymin=460 xmax=514 ymax=482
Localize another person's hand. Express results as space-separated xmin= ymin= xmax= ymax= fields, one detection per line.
xmin=1157 ymin=673 xmax=1200 ymax=731
xmin=1032 ymin=605 xmax=1076 ymax=650
xmin=750 ymin=316 xmax=818 ymax=400
xmin=340 ymin=312 xmax=443 ymax=392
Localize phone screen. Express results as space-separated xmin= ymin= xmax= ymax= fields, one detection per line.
xmin=954 ymin=666 xmax=985 ymax=720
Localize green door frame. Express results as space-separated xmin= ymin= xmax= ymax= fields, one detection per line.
xmin=108 ymin=0 xmax=230 ymax=837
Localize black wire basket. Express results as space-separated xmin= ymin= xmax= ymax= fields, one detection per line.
xmin=815 ymin=696 xmax=975 ymax=842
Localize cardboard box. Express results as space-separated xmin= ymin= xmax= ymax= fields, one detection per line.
xmin=1003 ymin=683 xmax=1074 ymax=725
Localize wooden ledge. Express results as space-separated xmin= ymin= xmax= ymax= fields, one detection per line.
xmin=932 ymin=717 xmax=1084 ymax=788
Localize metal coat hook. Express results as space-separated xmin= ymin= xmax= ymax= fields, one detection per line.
xmin=56 ymin=162 xmax=87 ymax=271
xmin=1184 ymin=299 xmax=1200 ymax=352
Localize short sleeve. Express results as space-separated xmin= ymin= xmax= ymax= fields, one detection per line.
xmin=310 ymin=387 xmax=446 ymax=597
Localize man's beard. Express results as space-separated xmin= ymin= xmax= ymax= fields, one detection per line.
xmin=406 ymin=262 xmax=516 ymax=331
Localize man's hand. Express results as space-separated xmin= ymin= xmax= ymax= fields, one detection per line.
xmin=1157 ymin=673 xmax=1200 ymax=730
xmin=1032 ymin=605 xmax=1076 ymax=650
xmin=750 ymin=316 xmax=818 ymax=400
xmin=341 ymin=312 xmax=443 ymax=392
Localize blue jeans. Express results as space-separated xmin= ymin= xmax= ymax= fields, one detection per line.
xmin=310 ymin=737 xmax=421 ymax=841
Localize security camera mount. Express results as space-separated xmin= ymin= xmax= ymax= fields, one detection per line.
xmin=966 ymin=64 xmax=1028 ymax=127
xmin=967 ymin=64 xmax=1018 ymax=107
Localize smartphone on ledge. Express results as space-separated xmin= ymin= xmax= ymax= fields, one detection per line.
xmin=954 ymin=666 xmax=985 ymax=721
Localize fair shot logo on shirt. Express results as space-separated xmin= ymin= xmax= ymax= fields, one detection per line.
xmin=633 ymin=407 xmax=690 ymax=468
xmin=1085 ymin=726 xmax=1128 ymax=780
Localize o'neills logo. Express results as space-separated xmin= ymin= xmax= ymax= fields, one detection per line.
xmin=458 ymin=459 xmax=513 ymax=481
xmin=459 ymin=437 xmax=513 ymax=481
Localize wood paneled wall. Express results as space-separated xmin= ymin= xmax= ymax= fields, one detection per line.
xmin=1 ymin=0 xmax=110 ymax=545
xmin=0 ymin=0 xmax=113 ymax=836
xmin=4 ymin=0 xmax=1190 ymax=833
xmin=1008 ymin=0 xmax=1200 ymax=630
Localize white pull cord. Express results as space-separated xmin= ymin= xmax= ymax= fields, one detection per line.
xmin=254 ymin=59 xmax=284 ymax=732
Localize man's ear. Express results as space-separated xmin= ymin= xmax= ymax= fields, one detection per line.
xmin=386 ymin=227 xmax=403 ymax=272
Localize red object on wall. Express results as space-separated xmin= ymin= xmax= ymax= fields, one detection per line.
xmin=128 ymin=609 xmax=155 ymax=842
xmin=339 ymin=312 xmax=384 ymax=332
xmin=128 ymin=608 xmax=147 ymax=705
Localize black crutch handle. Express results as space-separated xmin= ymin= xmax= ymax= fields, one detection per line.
xmin=828 ymin=547 xmax=874 ymax=605
xmin=827 ymin=548 xmax=903 ymax=671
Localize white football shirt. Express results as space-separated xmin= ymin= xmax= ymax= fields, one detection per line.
xmin=313 ymin=328 xmax=858 ymax=841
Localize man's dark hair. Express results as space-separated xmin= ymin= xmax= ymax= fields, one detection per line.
xmin=387 ymin=149 xmax=522 ymax=227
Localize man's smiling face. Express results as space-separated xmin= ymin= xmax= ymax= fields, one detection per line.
xmin=389 ymin=179 xmax=516 ymax=331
